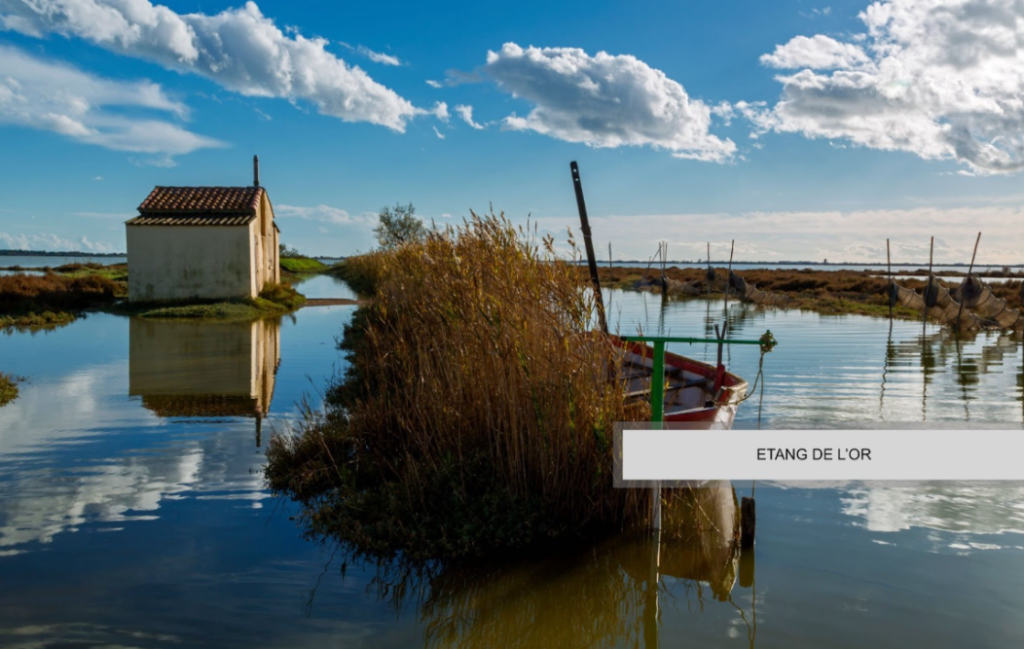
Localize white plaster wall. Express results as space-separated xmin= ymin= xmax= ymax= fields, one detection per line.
xmin=127 ymin=225 xmax=254 ymax=301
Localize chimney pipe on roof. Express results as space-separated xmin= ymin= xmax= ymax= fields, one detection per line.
xmin=253 ymin=155 xmax=260 ymax=187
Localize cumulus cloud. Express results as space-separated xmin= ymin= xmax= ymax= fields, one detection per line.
xmin=0 ymin=0 xmax=424 ymax=131
xmin=482 ymin=43 xmax=735 ymax=161
xmin=756 ymin=0 xmax=1024 ymax=174
xmin=760 ymin=35 xmax=870 ymax=69
xmin=0 ymin=46 xmax=223 ymax=158
xmin=455 ymin=104 xmax=484 ymax=129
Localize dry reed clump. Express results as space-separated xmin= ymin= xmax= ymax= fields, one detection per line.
xmin=268 ymin=212 xmax=646 ymax=559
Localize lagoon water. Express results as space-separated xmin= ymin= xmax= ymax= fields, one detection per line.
xmin=1 ymin=284 xmax=1023 ymax=647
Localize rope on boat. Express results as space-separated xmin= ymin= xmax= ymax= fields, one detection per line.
xmin=734 ymin=330 xmax=777 ymax=428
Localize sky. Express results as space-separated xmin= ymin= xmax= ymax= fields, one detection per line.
xmin=2 ymin=0 xmax=1024 ymax=263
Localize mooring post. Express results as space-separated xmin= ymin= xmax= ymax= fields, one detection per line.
xmin=569 ymin=161 xmax=608 ymax=334
xmin=741 ymin=495 xmax=756 ymax=549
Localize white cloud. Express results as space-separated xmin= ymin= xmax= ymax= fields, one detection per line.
xmin=0 ymin=0 xmax=425 ymax=131
xmin=756 ymin=0 xmax=1024 ymax=174
xmin=275 ymin=204 xmax=372 ymax=225
xmin=432 ymin=125 xmax=445 ymax=139
xmin=425 ymin=79 xmax=443 ymax=88
xmin=0 ymin=46 xmax=223 ymax=158
xmin=482 ymin=43 xmax=735 ymax=162
xmin=760 ymin=35 xmax=870 ymax=69
xmin=432 ymin=101 xmax=449 ymax=122
xmin=454 ymin=104 xmax=484 ymax=129
xmin=532 ymin=204 xmax=1024 ymax=263
xmin=356 ymin=45 xmax=401 ymax=66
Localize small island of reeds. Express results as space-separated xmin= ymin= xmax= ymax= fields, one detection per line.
xmin=266 ymin=213 xmax=655 ymax=560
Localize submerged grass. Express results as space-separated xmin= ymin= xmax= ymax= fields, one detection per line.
xmin=267 ymin=213 xmax=652 ymax=560
xmin=0 ymin=371 xmax=21 ymax=407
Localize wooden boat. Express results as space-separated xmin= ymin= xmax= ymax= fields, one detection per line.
xmin=616 ymin=337 xmax=748 ymax=428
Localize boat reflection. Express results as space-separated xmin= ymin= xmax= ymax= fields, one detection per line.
xmin=353 ymin=481 xmax=754 ymax=649
xmin=129 ymin=317 xmax=281 ymax=444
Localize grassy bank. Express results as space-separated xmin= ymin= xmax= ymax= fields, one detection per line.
xmin=597 ymin=266 xmax=1024 ymax=321
xmin=117 ymin=283 xmax=306 ymax=321
xmin=0 ymin=372 xmax=20 ymax=407
xmin=267 ymin=214 xmax=653 ymax=560
xmin=280 ymin=256 xmax=328 ymax=274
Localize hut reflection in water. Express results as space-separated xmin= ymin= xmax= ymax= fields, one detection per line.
xmin=128 ymin=317 xmax=281 ymax=444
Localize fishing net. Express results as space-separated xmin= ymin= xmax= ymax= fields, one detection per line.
xmin=728 ymin=271 xmax=787 ymax=306
xmin=888 ymin=279 xmax=986 ymax=331
xmin=664 ymin=277 xmax=701 ymax=296
xmin=634 ymin=275 xmax=701 ymax=296
xmin=953 ymin=275 xmax=1023 ymax=330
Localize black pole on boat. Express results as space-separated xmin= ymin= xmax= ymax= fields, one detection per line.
xmin=570 ymin=161 xmax=608 ymax=334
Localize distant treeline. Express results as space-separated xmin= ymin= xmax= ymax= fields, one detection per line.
xmin=0 ymin=250 xmax=126 ymax=257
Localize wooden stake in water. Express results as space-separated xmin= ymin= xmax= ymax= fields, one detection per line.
xmin=887 ymin=238 xmax=893 ymax=322
xmin=725 ymin=239 xmax=735 ymax=311
xmin=924 ymin=236 xmax=934 ymax=336
xmin=955 ymin=232 xmax=982 ymax=332
xmin=706 ymin=242 xmax=712 ymax=295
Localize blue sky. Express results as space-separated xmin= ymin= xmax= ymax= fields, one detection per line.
xmin=2 ymin=0 xmax=1024 ymax=263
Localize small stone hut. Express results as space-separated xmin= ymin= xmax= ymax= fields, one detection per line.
xmin=125 ymin=156 xmax=279 ymax=302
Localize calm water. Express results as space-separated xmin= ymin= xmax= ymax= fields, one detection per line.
xmin=1 ymin=289 xmax=1023 ymax=647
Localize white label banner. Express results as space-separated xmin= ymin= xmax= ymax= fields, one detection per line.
xmin=621 ymin=429 xmax=1024 ymax=481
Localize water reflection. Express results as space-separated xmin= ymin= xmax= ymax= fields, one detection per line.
xmin=129 ymin=318 xmax=280 ymax=444
xmin=355 ymin=482 xmax=755 ymax=649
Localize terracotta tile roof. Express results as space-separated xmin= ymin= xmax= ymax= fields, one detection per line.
xmin=127 ymin=186 xmax=264 ymax=226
